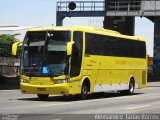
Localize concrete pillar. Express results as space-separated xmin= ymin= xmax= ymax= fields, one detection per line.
xmin=56 ymin=12 xmax=64 ymax=26
xmin=154 ymin=17 xmax=160 ymax=76
xmin=103 ymin=16 xmax=135 ymax=36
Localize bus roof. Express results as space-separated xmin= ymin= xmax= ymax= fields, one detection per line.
xmin=28 ymin=26 xmax=146 ymax=42
xmin=29 ymin=26 xmax=119 ymax=33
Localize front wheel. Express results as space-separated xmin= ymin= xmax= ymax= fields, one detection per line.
xmin=77 ymin=82 xmax=89 ymax=100
xmin=37 ymin=94 xmax=49 ymax=100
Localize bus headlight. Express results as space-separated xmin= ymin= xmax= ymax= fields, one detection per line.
xmin=21 ymin=79 xmax=29 ymax=83
xmin=55 ymin=79 xmax=70 ymax=84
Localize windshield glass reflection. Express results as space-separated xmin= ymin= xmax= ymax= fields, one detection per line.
xmin=21 ymin=31 xmax=71 ymax=76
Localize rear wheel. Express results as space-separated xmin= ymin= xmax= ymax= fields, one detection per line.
xmin=128 ymin=79 xmax=135 ymax=95
xmin=37 ymin=94 xmax=49 ymax=100
xmin=121 ymin=79 xmax=135 ymax=95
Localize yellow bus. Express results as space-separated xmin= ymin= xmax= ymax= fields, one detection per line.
xmin=19 ymin=26 xmax=147 ymax=100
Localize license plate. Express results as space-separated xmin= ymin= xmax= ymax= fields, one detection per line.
xmin=37 ymin=88 xmax=46 ymax=91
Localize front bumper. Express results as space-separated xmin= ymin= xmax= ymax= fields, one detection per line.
xmin=20 ymin=82 xmax=70 ymax=95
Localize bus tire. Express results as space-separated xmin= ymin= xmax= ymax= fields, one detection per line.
xmin=121 ymin=78 xmax=135 ymax=95
xmin=76 ymin=82 xmax=89 ymax=100
xmin=128 ymin=79 xmax=135 ymax=95
xmin=81 ymin=82 xmax=89 ymax=99
xmin=37 ymin=94 xmax=49 ymax=100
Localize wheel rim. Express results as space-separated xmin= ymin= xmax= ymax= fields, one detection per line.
xmin=129 ymin=82 xmax=134 ymax=93
xmin=82 ymin=85 xmax=88 ymax=97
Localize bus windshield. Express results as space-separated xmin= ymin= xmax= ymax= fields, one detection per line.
xmin=21 ymin=31 xmax=71 ymax=77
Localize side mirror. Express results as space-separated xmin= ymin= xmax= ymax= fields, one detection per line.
xmin=67 ymin=41 xmax=74 ymax=56
xmin=12 ymin=41 xmax=22 ymax=56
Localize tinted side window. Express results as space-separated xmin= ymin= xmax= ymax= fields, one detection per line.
xmin=138 ymin=41 xmax=146 ymax=58
xmin=70 ymin=32 xmax=83 ymax=77
xmin=86 ymin=33 xmax=112 ymax=56
xmin=85 ymin=33 xmax=146 ymax=59
xmin=86 ymin=33 xmax=96 ymax=55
